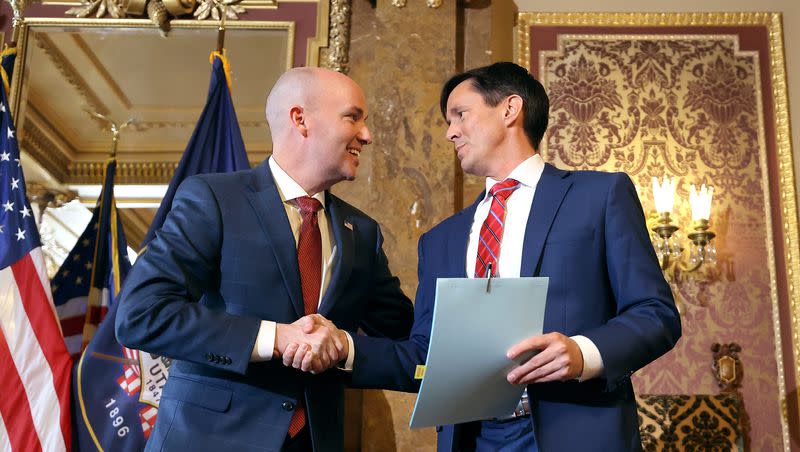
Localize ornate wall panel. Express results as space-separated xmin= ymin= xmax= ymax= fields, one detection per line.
xmin=519 ymin=12 xmax=796 ymax=450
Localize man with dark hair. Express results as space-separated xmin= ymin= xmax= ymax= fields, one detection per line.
xmin=350 ymin=62 xmax=681 ymax=450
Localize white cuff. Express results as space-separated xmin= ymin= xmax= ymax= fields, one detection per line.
xmin=250 ymin=320 xmax=277 ymax=362
xmin=571 ymin=335 xmax=604 ymax=381
xmin=339 ymin=332 xmax=355 ymax=372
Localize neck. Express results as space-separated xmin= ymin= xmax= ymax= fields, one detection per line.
xmin=272 ymin=151 xmax=328 ymax=195
xmin=487 ymin=146 xmax=536 ymax=181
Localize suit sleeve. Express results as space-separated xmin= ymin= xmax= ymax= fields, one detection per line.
xmin=581 ymin=173 xmax=682 ymax=390
xmin=115 ymin=176 xmax=261 ymax=375
xmin=356 ymin=225 xmax=414 ymax=340
xmin=348 ymin=232 xmax=433 ymax=392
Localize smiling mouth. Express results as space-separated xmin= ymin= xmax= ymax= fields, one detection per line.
xmin=348 ymin=147 xmax=361 ymax=157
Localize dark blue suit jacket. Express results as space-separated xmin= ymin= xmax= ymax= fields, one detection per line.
xmin=115 ymin=160 xmax=413 ymax=452
xmin=351 ymin=164 xmax=681 ymax=451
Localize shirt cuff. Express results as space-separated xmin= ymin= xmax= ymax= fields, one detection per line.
xmin=339 ymin=332 xmax=355 ymax=372
xmin=571 ymin=335 xmax=604 ymax=381
xmin=250 ymin=320 xmax=277 ymax=362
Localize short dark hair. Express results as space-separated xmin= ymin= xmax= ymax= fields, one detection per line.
xmin=440 ymin=62 xmax=549 ymax=150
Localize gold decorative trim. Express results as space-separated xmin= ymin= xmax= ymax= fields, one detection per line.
xmin=20 ymin=121 xmax=71 ymax=182
xmin=68 ymin=160 xmax=179 ymax=184
xmin=34 ymin=31 xmax=110 ymax=115
xmin=517 ymin=12 xmax=797 ymax=448
xmin=71 ymin=33 xmax=133 ymax=109
xmin=66 ymin=159 xmax=263 ymax=183
xmin=319 ymin=0 xmax=349 ymax=72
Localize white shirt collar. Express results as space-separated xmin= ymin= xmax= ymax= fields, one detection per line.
xmin=268 ymin=156 xmax=326 ymax=208
xmin=483 ymin=153 xmax=545 ymax=199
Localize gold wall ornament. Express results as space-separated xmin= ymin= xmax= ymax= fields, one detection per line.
xmin=425 ymin=0 xmax=441 ymax=8
xmin=321 ymin=0 xmax=351 ymax=73
xmin=391 ymin=0 xmax=407 ymax=7
xmin=65 ymin=0 xmax=247 ymax=28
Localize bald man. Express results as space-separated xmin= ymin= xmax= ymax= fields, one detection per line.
xmin=116 ymin=68 xmax=414 ymax=452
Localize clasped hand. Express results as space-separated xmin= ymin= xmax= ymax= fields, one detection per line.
xmin=275 ymin=314 xmax=348 ymax=374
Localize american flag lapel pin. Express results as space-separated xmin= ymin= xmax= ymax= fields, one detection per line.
xmin=344 ymin=220 xmax=353 ymax=231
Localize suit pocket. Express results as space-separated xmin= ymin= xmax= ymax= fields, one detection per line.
xmin=161 ymin=375 xmax=232 ymax=413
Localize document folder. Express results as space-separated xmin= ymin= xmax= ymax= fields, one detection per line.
xmin=409 ymin=277 xmax=548 ymax=429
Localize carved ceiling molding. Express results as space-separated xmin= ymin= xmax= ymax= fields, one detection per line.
xmin=129 ymin=119 xmax=266 ymax=132
xmin=390 ymin=0 xmax=441 ymax=8
xmin=71 ymin=33 xmax=133 ymax=109
xmin=34 ymin=31 xmax=110 ymax=116
xmin=68 ymin=160 xmax=179 ymax=184
xmin=20 ymin=121 xmax=71 ymax=182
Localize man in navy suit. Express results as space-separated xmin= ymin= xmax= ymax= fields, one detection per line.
xmin=349 ymin=62 xmax=681 ymax=450
xmin=115 ymin=67 xmax=413 ymax=451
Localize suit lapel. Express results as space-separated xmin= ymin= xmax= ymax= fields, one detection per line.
xmin=244 ymin=161 xmax=305 ymax=318
xmin=318 ymin=194 xmax=353 ymax=316
xmin=520 ymin=163 xmax=573 ymax=277
xmin=451 ymin=193 xmax=483 ymax=277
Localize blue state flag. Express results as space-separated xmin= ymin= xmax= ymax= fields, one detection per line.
xmin=61 ymin=159 xmax=150 ymax=451
xmin=142 ymin=51 xmax=250 ymax=248
xmin=71 ymin=51 xmax=250 ymax=451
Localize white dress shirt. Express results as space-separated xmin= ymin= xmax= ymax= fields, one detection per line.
xmin=466 ymin=154 xmax=603 ymax=380
xmin=250 ymin=157 xmax=355 ymax=370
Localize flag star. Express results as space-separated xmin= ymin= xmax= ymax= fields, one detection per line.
xmin=15 ymin=227 xmax=25 ymax=241
xmin=75 ymin=276 xmax=83 ymax=285
xmin=2 ymin=200 xmax=13 ymax=211
xmin=20 ymin=205 xmax=31 ymax=218
xmin=62 ymin=270 xmax=70 ymax=277
xmin=84 ymin=262 xmax=92 ymax=270
xmin=14 ymin=159 xmax=20 ymax=167
xmin=52 ymin=284 xmax=58 ymax=292
xmin=0 ymin=103 xmax=5 ymax=112
xmin=73 ymin=253 xmax=81 ymax=261
xmin=0 ymin=151 xmax=9 ymax=161
xmin=11 ymin=178 xmax=19 ymax=189
xmin=7 ymin=128 xmax=14 ymax=139
xmin=82 ymin=238 xmax=90 ymax=247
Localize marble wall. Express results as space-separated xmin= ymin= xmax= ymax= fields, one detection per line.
xmin=331 ymin=1 xmax=457 ymax=450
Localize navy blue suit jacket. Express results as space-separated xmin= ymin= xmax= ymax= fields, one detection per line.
xmin=115 ymin=160 xmax=413 ymax=452
xmin=351 ymin=163 xmax=681 ymax=451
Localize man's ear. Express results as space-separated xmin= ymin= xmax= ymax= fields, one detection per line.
xmin=503 ymin=94 xmax=523 ymax=126
xmin=289 ymin=106 xmax=308 ymax=137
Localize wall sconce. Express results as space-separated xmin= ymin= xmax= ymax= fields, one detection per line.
xmin=651 ymin=176 xmax=717 ymax=272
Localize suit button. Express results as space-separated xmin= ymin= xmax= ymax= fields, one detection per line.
xmin=206 ymin=353 xmax=214 ymax=362
xmin=282 ymin=401 xmax=295 ymax=411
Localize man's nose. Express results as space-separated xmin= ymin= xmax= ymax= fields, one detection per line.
xmin=446 ymin=123 xmax=459 ymax=142
xmin=358 ymin=125 xmax=372 ymax=145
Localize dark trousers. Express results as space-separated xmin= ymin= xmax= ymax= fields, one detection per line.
xmin=458 ymin=417 xmax=537 ymax=452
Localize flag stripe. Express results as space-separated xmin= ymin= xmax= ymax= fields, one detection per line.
xmin=0 ymin=325 xmax=44 ymax=452
xmin=10 ymin=254 xmax=72 ymax=451
xmin=0 ymin=411 xmax=14 ymax=451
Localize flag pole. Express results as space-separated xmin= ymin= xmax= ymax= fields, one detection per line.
xmin=83 ymin=110 xmax=134 ymax=158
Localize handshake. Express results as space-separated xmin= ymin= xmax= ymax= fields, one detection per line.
xmin=274 ymin=314 xmax=349 ymax=374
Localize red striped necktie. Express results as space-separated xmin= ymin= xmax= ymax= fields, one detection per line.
xmin=474 ymin=178 xmax=521 ymax=278
xmin=287 ymin=195 xmax=322 ymax=438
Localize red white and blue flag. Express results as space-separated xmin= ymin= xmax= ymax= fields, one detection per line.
xmin=0 ymin=46 xmax=73 ymax=452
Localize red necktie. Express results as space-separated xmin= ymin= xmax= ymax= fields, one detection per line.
xmin=288 ymin=195 xmax=322 ymax=437
xmin=475 ymin=179 xmax=521 ymax=278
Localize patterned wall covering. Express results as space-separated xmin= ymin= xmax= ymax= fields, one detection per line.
xmin=532 ymin=29 xmax=784 ymax=449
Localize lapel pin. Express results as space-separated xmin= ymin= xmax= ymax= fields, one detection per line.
xmin=344 ymin=221 xmax=353 ymax=231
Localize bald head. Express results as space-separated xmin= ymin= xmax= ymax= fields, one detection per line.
xmin=265 ymin=67 xmax=360 ymax=139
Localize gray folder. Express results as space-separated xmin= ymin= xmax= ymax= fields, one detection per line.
xmin=409 ymin=277 xmax=549 ymax=429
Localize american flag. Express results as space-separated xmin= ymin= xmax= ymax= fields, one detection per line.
xmin=0 ymin=46 xmax=73 ymax=451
